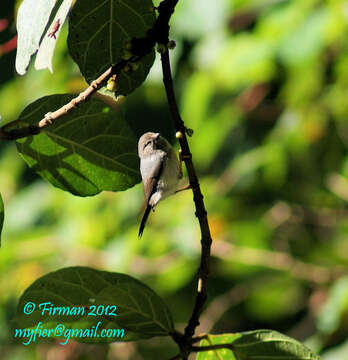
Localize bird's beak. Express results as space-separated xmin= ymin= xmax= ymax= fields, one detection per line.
xmin=153 ymin=133 xmax=160 ymax=145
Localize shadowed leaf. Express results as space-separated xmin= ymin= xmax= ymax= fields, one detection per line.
xmin=16 ymin=94 xmax=140 ymax=196
xmin=15 ymin=266 xmax=174 ymax=343
xmin=68 ymin=0 xmax=156 ymax=95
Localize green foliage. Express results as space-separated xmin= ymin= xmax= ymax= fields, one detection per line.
xmin=16 ymin=95 xmax=140 ymax=196
xmin=68 ymin=0 xmax=156 ymax=95
xmin=1 ymin=0 xmax=348 ymax=358
xmin=15 ymin=266 xmax=174 ymax=342
xmin=197 ymin=331 xmax=320 ymax=360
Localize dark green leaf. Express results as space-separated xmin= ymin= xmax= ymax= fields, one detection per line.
xmin=16 ymin=94 xmax=140 ymax=196
xmin=197 ymin=330 xmax=320 ymax=360
xmin=15 ymin=0 xmax=56 ymax=74
xmin=15 ymin=267 xmax=174 ymax=344
xmin=68 ymin=0 xmax=156 ymax=96
xmin=0 ymin=193 xmax=3 ymax=246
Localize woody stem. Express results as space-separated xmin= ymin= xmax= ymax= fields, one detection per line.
xmin=161 ymin=49 xmax=213 ymax=359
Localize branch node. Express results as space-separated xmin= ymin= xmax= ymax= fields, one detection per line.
xmin=185 ymin=127 xmax=194 ymax=137
xmin=168 ymin=40 xmax=176 ymax=50
xmin=43 ymin=112 xmax=54 ymax=125
xmin=197 ymin=278 xmax=203 ymax=292
xmin=90 ymin=80 xmax=99 ymax=89
xmin=190 ymin=179 xmax=200 ymax=190
xmin=176 ymin=131 xmax=183 ymax=139
xmin=179 ymin=149 xmax=192 ymax=160
xmin=195 ymin=209 xmax=207 ymax=218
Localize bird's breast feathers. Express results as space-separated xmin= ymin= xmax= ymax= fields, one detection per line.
xmin=141 ymin=150 xmax=181 ymax=202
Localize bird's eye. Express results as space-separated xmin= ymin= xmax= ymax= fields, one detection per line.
xmin=143 ymin=140 xmax=151 ymax=150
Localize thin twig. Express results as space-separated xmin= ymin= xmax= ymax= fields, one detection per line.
xmin=0 ymin=64 xmax=122 ymax=140
xmin=161 ymin=50 xmax=213 ymax=356
xmin=191 ymin=343 xmax=234 ymax=352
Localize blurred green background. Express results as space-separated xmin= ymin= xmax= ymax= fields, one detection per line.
xmin=1 ymin=0 xmax=348 ymax=358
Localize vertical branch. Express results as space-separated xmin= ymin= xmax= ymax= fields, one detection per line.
xmin=161 ymin=50 xmax=213 ymax=349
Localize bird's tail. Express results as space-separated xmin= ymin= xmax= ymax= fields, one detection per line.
xmin=138 ymin=204 xmax=152 ymax=238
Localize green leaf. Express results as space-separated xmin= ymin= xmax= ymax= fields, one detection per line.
xmin=68 ymin=0 xmax=156 ymax=96
xmin=15 ymin=266 xmax=174 ymax=344
xmin=34 ymin=0 xmax=74 ymax=73
xmin=197 ymin=330 xmax=320 ymax=360
xmin=0 ymin=193 xmax=3 ymax=246
xmin=15 ymin=94 xmax=140 ymax=196
xmin=15 ymin=0 xmax=56 ymax=75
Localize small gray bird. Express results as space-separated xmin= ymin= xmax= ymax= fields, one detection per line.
xmin=138 ymin=132 xmax=183 ymax=238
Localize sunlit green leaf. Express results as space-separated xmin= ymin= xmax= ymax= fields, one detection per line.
xmin=197 ymin=330 xmax=320 ymax=360
xmin=15 ymin=266 xmax=174 ymax=343
xmin=16 ymin=94 xmax=140 ymax=196
xmin=15 ymin=0 xmax=56 ymax=75
xmin=68 ymin=0 xmax=156 ymax=95
xmin=197 ymin=333 xmax=238 ymax=360
xmin=34 ymin=0 xmax=74 ymax=73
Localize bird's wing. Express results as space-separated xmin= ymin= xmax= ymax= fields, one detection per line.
xmin=139 ymin=153 xmax=166 ymax=238
xmin=143 ymin=153 xmax=166 ymax=205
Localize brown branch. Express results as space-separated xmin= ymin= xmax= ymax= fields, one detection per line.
xmin=161 ymin=50 xmax=213 ymax=358
xmin=0 ymin=64 xmax=124 ymax=140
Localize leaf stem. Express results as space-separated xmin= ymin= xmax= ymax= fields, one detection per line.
xmin=191 ymin=343 xmax=234 ymax=352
